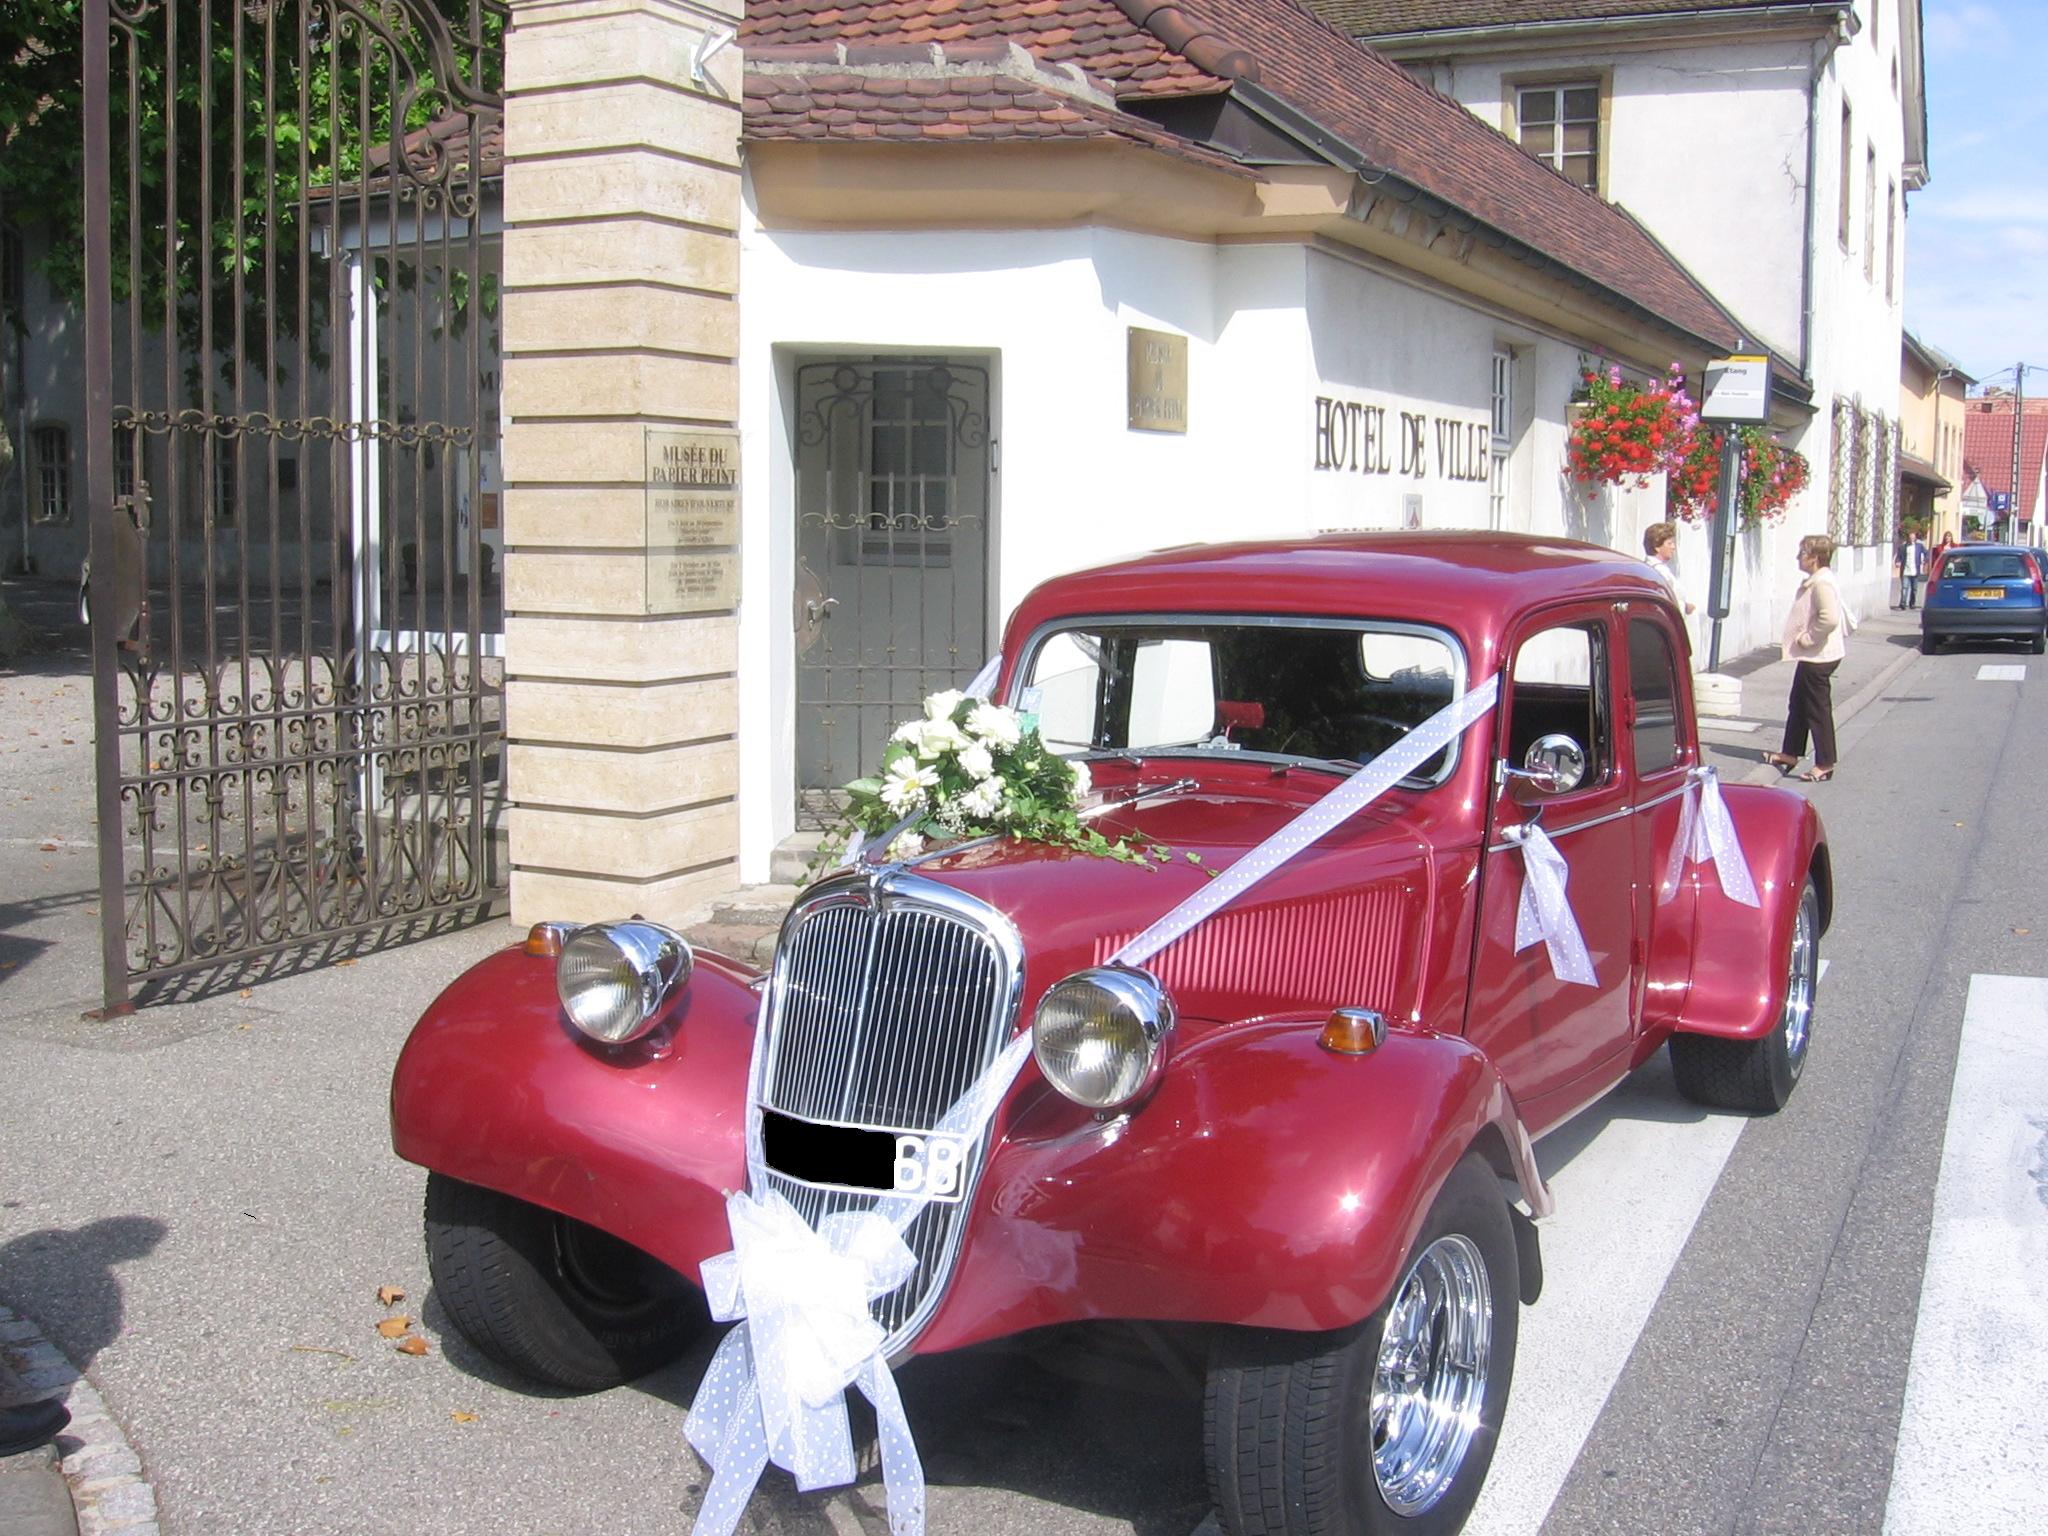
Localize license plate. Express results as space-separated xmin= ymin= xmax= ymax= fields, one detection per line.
xmin=1963 ymin=588 xmax=2002 ymax=600
xmin=761 ymin=1110 xmax=970 ymax=1203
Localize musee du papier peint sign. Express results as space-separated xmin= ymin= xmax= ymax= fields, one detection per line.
xmin=1313 ymin=394 xmax=1491 ymax=483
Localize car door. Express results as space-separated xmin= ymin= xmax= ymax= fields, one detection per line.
xmin=1625 ymin=605 xmax=1698 ymax=1034
xmin=1467 ymin=604 xmax=1639 ymax=1129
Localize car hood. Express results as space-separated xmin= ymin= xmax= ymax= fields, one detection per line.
xmin=872 ymin=761 xmax=1457 ymax=1026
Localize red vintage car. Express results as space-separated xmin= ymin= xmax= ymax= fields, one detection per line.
xmin=392 ymin=532 xmax=1827 ymax=1536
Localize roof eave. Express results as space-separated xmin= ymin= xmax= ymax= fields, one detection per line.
xmin=1358 ymin=3 xmax=1852 ymax=56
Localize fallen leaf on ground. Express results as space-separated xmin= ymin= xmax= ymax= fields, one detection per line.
xmin=2015 ymin=927 xmax=2032 ymax=936
xmin=238 ymin=988 xmax=253 ymax=1000
xmin=376 ymin=1285 xmax=405 ymax=1307
xmin=38 ymin=842 xmax=56 ymax=851
xmin=335 ymin=957 xmax=357 ymax=967
xmin=450 ymin=1410 xmax=479 ymax=1425
xmin=394 ymin=1335 xmax=430 ymax=1356
xmin=289 ymin=1345 xmax=355 ymax=1361
xmin=375 ymin=1316 xmax=413 ymax=1338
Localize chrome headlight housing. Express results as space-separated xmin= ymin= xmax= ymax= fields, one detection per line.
xmin=556 ymin=921 xmax=693 ymax=1044
xmin=1032 ymin=966 xmax=1176 ymax=1110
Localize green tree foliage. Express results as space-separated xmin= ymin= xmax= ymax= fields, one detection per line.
xmin=0 ymin=0 xmax=502 ymax=371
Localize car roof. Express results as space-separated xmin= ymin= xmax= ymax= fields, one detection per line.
xmin=1006 ymin=532 xmax=1671 ymax=656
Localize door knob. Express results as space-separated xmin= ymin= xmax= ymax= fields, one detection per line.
xmin=805 ymin=597 xmax=840 ymax=622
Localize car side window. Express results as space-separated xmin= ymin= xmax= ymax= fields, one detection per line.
xmin=1628 ymin=619 xmax=1681 ymax=775
xmin=1507 ymin=621 xmax=1609 ymax=788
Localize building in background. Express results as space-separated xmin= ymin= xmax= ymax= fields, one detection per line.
xmin=1961 ymin=395 xmax=2048 ymax=548
xmin=1304 ymin=0 xmax=1927 ymax=641
xmin=1899 ymin=331 xmax=1970 ymax=542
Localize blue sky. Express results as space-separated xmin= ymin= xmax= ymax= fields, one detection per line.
xmin=1905 ymin=2 xmax=2048 ymax=387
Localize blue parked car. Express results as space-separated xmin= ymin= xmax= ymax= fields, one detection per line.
xmin=1920 ymin=544 xmax=2047 ymax=654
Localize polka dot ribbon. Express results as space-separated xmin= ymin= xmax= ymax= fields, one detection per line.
xmin=1503 ymin=822 xmax=1598 ymax=987
xmin=1665 ymin=766 xmax=1761 ymax=908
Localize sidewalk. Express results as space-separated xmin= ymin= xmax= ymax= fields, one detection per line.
xmin=1696 ymin=600 xmax=1924 ymax=787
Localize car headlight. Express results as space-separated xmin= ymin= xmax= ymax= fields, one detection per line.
xmin=556 ymin=921 xmax=693 ymax=1044
xmin=1032 ymin=967 xmax=1175 ymax=1110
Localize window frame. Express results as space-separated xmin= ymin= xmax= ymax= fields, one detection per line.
xmin=1504 ymin=72 xmax=1608 ymax=196
xmin=1489 ymin=348 xmax=1513 ymax=530
xmin=1500 ymin=611 xmax=1615 ymax=803
xmin=1864 ymin=143 xmax=1878 ymax=281
xmin=1838 ymin=102 xmax=1854 ymax=250
xmin=1624 ymin=612 xmax=1689 ymax=781
xmin=30 ymin=422 xmax=71 ymax=524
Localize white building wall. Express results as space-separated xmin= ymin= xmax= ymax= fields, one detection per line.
xmin=739 ymin=188 xmax=1775 ymax=876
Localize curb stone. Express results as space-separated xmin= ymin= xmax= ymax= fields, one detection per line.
xmin=0 ymin=1302 xmax=159 ymax=1536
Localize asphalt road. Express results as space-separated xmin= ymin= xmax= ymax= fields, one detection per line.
xmin=0 ymin=606 xmax=2041 ymax=1535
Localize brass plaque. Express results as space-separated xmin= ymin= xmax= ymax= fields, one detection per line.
xmin=646 ymin=428 xmax=740 ymax=613
xmin=1127 ymin=326 xmax=1188 ymax=434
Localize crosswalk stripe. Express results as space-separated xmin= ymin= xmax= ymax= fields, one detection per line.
xmin=1881 ymin=974 xmax=2048 ymax=1536
xmin=1464 ymin=1057 xmax=1746 ymax=1535
xmin=1974 ymin=664 xmax=2026 ymax=681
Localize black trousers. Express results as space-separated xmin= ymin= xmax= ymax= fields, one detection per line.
xmin=1782 ymin=659 xmax=1841 ymax=767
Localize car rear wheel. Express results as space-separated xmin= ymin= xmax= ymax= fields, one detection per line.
xmin=1919 ymin=631 xmax=1939 ymax=654
xmin=1204 ymin=1153 xmax=1518 ymax=1536
xmin=423 ymin=1173 xmax=707 ymax=1391
xmin=2028 ymin=631 xmax=2045 ymax=655
xmin=1671 ymin=875 xmax=1819 ymax=1114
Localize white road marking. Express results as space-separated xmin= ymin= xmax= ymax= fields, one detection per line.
xmin=1882 ymin=974 xmax=2048 ymax=1536
xmin=1466 ymin=1058 xmax=1747 ymax=1535
xmin=1974 ymin=664 xmax=2027 ymax=681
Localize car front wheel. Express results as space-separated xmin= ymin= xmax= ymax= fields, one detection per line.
xmin=423 ymin=1173 xmax=708 ymax=1391
xmin=1671 ymin=875 xmax=1819 ymax=1114
xmin=1205 ymin=1152 xmax=1519 ymax=1536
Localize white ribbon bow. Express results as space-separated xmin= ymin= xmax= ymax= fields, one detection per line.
xmin=686 ymin=1191 xmax=925 ymax=1536
xmin=1666 ymin=766 xmax=1760 ymax=907
xmin=1506 ymin=822 xmax=1598 ymax=986
xmin=688 ymin=677 xmax=1504 ymax=1535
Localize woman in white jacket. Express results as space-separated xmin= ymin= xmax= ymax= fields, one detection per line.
xmin=1764 ymin=534 xmax=1846 ymax=782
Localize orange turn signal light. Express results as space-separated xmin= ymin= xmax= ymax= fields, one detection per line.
xmin=523 ymin=922 xmax=570 ymax=958
xmin=1320 ymin=1007 xmax=1387 ymax=1055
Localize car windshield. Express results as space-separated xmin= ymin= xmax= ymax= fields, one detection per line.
xmin=1940 ymin=553 xmax=2028 ymax=582
xmin=1019 ymin=619 xmax=1464 ymax=781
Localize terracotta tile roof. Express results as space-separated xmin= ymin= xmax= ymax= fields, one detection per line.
xmin=1302 ymin=0 xmax=1837 ymax=38
xmin=744 ymin=0 xmax=1226 ymax=96
xmin=1962 ymin=407 xmax=2048 ymax=520
xmin=744 ymin=42 xmax=1248 ymax=169
xmin=741 ymin=0 xmax=1758 ymax=356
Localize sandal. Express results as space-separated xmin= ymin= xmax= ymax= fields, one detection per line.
xmin=1798 ymin=766 xmax=1834 ymax=782
xmin=1763 ymin=752 xmax=1799 ymax=773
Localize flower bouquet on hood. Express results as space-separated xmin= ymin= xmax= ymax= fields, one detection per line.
xmin=841 ymin=689 xmax=1157 ymax=866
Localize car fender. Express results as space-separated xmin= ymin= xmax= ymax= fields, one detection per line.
xmin=1672 ymin=785 xmax=1828 ymax=1042
xmin=913 ymin=1017 xmax=1548 ymax=1355
xmin=389 ymin=945 xmax=759 ymax=1287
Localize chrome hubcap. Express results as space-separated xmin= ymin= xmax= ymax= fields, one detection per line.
xmin=1370 ymin=1233 xmax=1491 ymax=1516
xmin=1783 ymin=888 xmax=1818 ymax=1067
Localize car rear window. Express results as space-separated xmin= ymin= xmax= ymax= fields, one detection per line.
xmin=1940 ymin=554 xmax=2028 ymax=582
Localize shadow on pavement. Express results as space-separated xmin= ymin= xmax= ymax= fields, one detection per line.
xmin=0 ymin=1217 xmax=168 ymax=1376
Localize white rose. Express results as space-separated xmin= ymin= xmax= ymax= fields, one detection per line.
xmin=915 ymin=717 xmax=971 ymax=758
xmin=966 ymin=702 xmax=1023 ymax=748
xmin=879 ymin=758 xmax=937 ymax=813
xmin=924 ymin=689 xmax=966 ymax=722
xmin=886 ymin=831 xmax=926 ymax=861
xmin=891 ymin=717 xmax=927 ymax=745
xmin=1069 ymin=759 xmax=1092 ymax=797
xmin=958 ymin=742 xmax=994 ymax=780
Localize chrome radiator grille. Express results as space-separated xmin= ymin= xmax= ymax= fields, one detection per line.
xmin=759 ymin=872 xmax=1023 ymax=1347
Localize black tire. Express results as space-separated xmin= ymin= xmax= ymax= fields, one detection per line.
xmin=1919 ymin=630 xmax=1938 ymax=654
xmin=1671 ymin=875 xmax=1820 ymax=1114
xmin=423 ymin=1173 xmax=708 ymax=1391
xmin=1205 ymin=1153 xmax=1519 ymax=1536
xmin=2028 ymin=631 xmax=2045 ymax=655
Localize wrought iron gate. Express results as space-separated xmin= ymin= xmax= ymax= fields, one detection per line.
xmin=793 ymin=360 xmax=994 ymax=828
xmin=82 ymin=0 xmax=507 ymax=1012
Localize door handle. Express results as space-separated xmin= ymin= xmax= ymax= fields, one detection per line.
xmin=805 ymin=597 xmax=839 ymax=623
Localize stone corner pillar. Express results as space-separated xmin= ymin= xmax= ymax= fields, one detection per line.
xmin=500 ymin=0 xmax=744 ymax=928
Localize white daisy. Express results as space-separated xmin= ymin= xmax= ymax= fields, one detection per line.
xmin=879 ymin=758 xmax=937 ymax=814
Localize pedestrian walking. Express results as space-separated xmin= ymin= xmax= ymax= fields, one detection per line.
xmin=1764 ymin=534 xmax=1846 ymax=783
xmin=1900 ymin=531 xmax=1929 ymax=609
xmin=1642 ymin=520 xmax=1697 ymax=614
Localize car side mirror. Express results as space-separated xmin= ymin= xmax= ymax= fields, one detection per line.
xmin=1503 ymin=733 xmax=1588 ymax=795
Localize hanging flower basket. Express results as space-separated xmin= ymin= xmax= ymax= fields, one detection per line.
xmin=1667 ymin=424 xmax=1810 ymax=529
xmin=1565 ymin=363 xmax=1699 ymax=490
